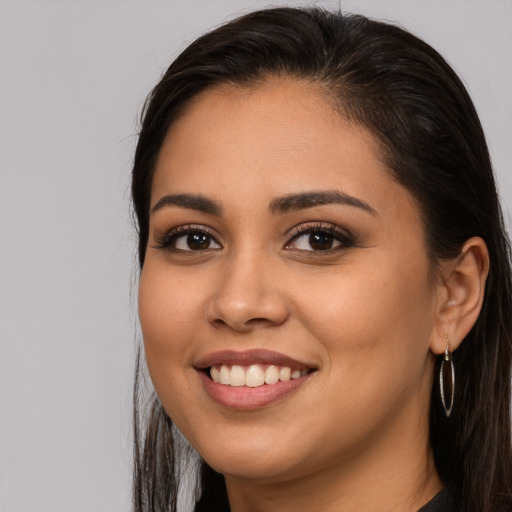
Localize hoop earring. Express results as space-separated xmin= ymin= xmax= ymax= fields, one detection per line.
xmin=439 ymin=341 xmax=455 ymax=418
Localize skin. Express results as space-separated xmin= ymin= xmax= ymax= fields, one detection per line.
xmin=138 ymin=78 xmax=489 ymax=512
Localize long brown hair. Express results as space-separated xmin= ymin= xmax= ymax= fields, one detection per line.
xmin=131 ymin=7 xmax=512 ymax=511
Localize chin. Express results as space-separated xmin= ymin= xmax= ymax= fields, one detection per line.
xmin=205 ymin=452 xmax=303 ymax=483
xmin=188 ymin=427 xmax=306 ymax=482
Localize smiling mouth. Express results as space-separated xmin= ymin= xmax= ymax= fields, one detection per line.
xmin=207 ymin=364 xmax=314 ymax=388
xmin=196 ymin=350 xmax=317 ymax=409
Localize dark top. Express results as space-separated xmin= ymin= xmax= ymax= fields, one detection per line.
xmin=196 ymin=487 xmax=457 ymax=512
xmin=418 ymin=488 xmax=512 ymax=512
xmin=196 ymin=485 xmax=512 ymax=511
xmin=418 ymin=488 xmax=456 ymax=512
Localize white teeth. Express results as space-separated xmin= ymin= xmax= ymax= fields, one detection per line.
xmin=279 ymin=366 xmax=292 ymax=382
xmin=245 ymin=365 xmax=265 ymax=387
xmin=211 ymin=366 xmax=220 ymax=383
xmin=219 ymin=365 xmax=231 ymax=385
xmin=264 ymin=365 xmax=279 ymax=385
xmin=210 ymin=364 xmax=311 ymax=387
xmin=230 ymin=365 xmax=245 ymax=387
xmin=279 ymin=367 xmax=291 ymax=382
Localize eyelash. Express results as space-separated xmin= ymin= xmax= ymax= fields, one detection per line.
xmin=153 ymin=222 xmax=356 ymax=254
xmin=153 ymin=225 xmax=220 ymax=252
xmin=286 ymin=222 xmax=356 ymax=253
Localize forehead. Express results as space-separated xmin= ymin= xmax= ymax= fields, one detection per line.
xmin=160 ymin=78 xmax=346 ymax=165
xmin=152 ymin=77 xmax=413 ymax=220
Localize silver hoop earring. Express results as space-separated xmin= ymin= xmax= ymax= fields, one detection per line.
xmin=439 ymin=342 xmax=455 ymax=418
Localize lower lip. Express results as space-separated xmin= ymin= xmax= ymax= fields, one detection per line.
xmin=198 ymin=371 xmax=312 ymax=410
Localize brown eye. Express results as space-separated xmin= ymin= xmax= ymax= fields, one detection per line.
xmin=308 ymin=232 xmax=335 ymax=250
xmin=288 ymin=230 xmax=343 ymax=252
xmin=174 ymin=232 xmax=221 ymax=251
xmin=284 ymin=223 xmax=357 ymax=254
xmin=153 ymin=225 xmax=222 ymax=253
xmin=186 ymin=233 xmax=211 ymax=250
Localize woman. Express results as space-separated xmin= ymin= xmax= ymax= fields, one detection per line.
xmin=131 ymin=7 xmax=512 ymax=512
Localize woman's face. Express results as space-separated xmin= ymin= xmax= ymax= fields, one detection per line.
xmin=139 ymin=78 xmax=443 ymax=483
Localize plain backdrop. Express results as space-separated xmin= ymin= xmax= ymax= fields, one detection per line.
xmin=1 ymin=1 xmax=511 ymax=511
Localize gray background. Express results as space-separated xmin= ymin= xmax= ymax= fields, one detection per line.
xmin=1 ymin=1 xmax=510 ymax=511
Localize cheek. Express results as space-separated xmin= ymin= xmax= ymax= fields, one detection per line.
xmin=138 ymin=264 xmax=196 ymax=377
xmin=289 ymin=262 xmax=436 ymax=449
xmin=292 ymin=256 xmax=435 ymax=379
xmin=138 ymin=264 xmax=208 ymax=428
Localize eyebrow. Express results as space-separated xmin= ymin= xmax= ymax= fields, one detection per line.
xmin=151 ymin=194 xmax=222 ymax=215
xmin=151 ymin=190 xmax=376 ymax=217
xmin=269 ymin=190 xmax=377 ymax=215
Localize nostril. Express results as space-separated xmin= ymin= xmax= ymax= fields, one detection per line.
xmin=210 ymin=316 xmax=276 ymax=331
xmin=212 ymin=318 xmax=227 ymax=327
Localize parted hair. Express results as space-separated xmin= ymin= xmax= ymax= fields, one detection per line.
xmin=131 ymin=7 xmax=512 ymax=512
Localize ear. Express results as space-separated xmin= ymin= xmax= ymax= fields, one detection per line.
xmin=430 ymin=237 xmax=490 ymax=355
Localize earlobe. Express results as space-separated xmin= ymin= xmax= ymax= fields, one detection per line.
xmin=430 ymin=237 xmax=490 ymax=355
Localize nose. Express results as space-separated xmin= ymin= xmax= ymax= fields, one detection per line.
xmin=206 ymin=251 xmax=289 ymax=332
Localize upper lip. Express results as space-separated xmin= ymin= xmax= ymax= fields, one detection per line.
xmin=194 ymin=349 xmax=316 ymax=370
